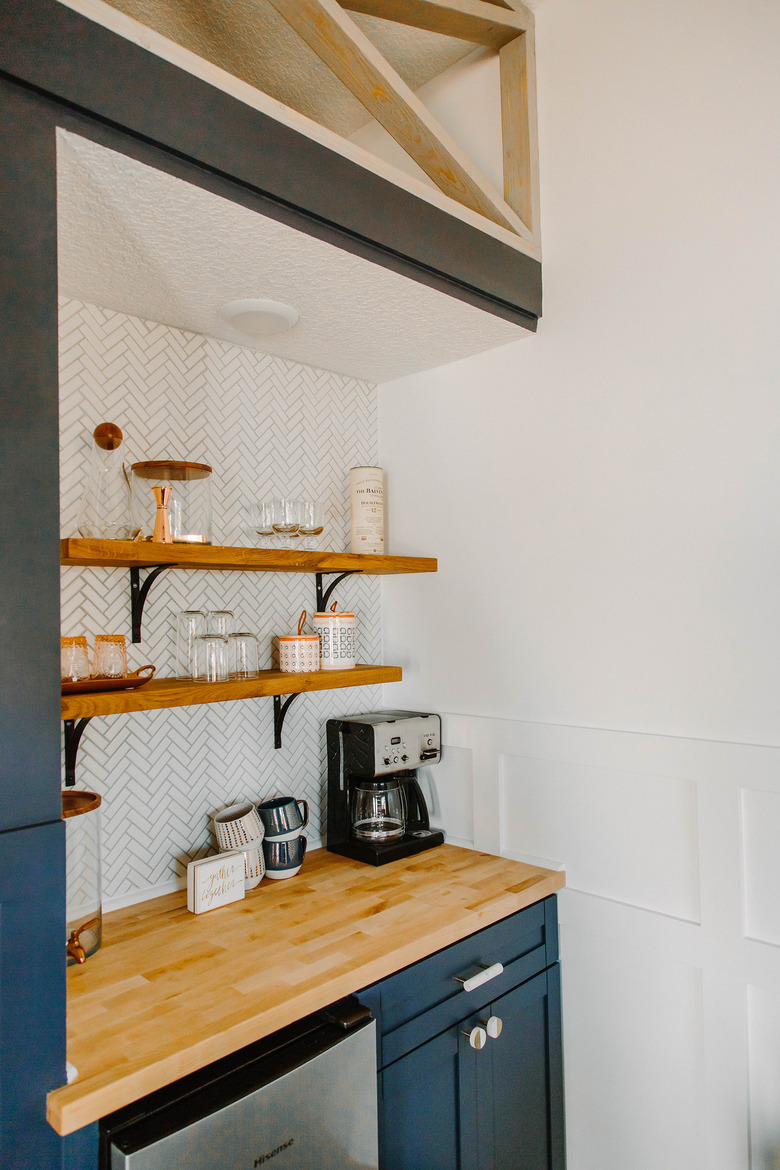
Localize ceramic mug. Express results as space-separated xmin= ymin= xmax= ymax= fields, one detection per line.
xmin=263 ymin=834 xmax=307 ymax=879
xmin=257 ymin=796 xmax=309 ymax=841
xmin=212 ymin=802 xmax=265 ymax=851
xmin=312 ymin=610 xmax=356 ymax=671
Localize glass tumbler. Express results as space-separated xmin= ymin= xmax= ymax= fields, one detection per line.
xmin=228 ymin=632 xmax=260 ymax=679
xmin=205 ymin=610 xmax=234 ymax=638
xmin=194 ymin=634 xmax=229 ymax=682
xmin=92 ymin=634 xmax=127 ymax=679
xmin=63 ymin=789 xmax=102 ymax=965
xmin=61 ymin=636 xmax=91 ymax=682
xmin=175 ymin=610 xmax=205 ymax=679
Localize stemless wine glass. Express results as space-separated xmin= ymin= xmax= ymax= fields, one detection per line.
xmin=175 ymin=610 xmax=205 ymax=679
xmin=193 ymin=634 xmax=229 ymax=682
xmin=227 ymin=632 xmax=260 ymax=679
xmin=249 ymin=500 xmax=275 ymax=549
xmin=271 ymin=498 xmax=303 ymax=550
xmin=299 ymin=499 xmax=325 ymax=551
xmin=205 ymin=610 xmax=234 ymax=638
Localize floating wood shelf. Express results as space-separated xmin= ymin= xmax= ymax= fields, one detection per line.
xmin=60 ymin=539 xmax=437 ymax=575
xmin=61 ymin=665 xmax=401 ymax=720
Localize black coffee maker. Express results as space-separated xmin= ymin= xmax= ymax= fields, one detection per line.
xmin=326 ymin=710 xmax=444 ymax=866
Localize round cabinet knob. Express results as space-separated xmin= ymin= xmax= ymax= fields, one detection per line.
xmin=480 ymin=1015 xmax=503 ymax=1039
xmin=462 ymin=1025 xmax=488 ymax=1050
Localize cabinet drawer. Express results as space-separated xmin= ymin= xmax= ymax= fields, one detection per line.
xmin=360 ymin=896 xmax=558 ymax=1068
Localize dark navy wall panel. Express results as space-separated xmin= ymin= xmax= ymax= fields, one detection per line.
xmin=0 ymin=823 xmax=66 ymax=1169
xmin=0 ymin=78 xmax=62 ymax=832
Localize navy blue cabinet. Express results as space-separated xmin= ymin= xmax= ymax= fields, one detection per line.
xmin=0 ymin=824 xmax=66 ymax=1168
xmin=360 ymin=897 xmax=565 ymax=1170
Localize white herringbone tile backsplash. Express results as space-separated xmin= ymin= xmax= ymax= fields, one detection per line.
xmin=60 ymin=298 xmax=383 ymax=905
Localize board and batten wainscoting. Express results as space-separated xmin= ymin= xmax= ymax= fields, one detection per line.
xmin=427 ymin=712 xmax=780 ymax=1170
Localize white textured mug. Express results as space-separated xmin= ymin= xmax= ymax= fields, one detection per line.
xmin=313 ymin=610 xmax=356 ymax=670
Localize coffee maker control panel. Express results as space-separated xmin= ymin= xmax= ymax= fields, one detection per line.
xmin=369 ymin=712 xmax=441 ymax=775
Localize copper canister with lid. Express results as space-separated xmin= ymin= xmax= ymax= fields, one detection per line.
xmin=63 ymin=790 xmax=103 ymax=965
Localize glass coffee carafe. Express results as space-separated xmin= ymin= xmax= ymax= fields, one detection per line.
xmin=351 ymin=780 xmax=405 ymax=841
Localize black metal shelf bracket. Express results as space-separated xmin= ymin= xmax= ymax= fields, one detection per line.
xmin=315 ymin=570 xmax=362 ymax=612
xmin=273 ymin=694 xmax=301 ymax=749
xmin=63 ymin=717 xmax=93 ymax=788
xmin=130 ymin=564 xmax=177 ymax=643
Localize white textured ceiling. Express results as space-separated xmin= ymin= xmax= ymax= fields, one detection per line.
xmin=56 ymin=129 xmax=526 ymax=383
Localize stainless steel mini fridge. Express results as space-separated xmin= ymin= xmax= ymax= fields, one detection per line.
xmin=100 ymin=998 xmax=378 ymax=1169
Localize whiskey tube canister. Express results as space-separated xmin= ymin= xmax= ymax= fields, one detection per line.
xmin=349 ymin=466 xmax=384 ymax=555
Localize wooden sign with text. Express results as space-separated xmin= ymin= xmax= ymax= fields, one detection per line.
xmin=187 ymin=852 xmax=245 ymax=913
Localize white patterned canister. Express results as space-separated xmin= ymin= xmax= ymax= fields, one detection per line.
xmin=313 ymin=610 xmax=356 ymax=671
xmin=278 ymin=634 xmax=320 ymax=673
xmin=349 ymin=466 xmax=384 ymax=554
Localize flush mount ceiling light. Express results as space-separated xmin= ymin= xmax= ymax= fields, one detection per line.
xmin=218 ymin=298 xmax=299 ymax=337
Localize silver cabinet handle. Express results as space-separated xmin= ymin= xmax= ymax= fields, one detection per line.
xmin=454 ymin=962 xmax=504 ymax=993
xmin=462 ymin=1025 xmax=488 ymax=1050
xmin=480 ymin=1015 xmax=503 ymax=1039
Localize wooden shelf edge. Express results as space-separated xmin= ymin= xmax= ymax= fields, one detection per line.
xmin=61 ymin=664 xmax=402 ymax=718
xmin=60 ymin=538 xmax=437 ymax=575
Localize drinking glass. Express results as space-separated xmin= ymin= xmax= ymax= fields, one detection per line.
xmin=227 ymin=632 xmax=260 ymax=679
xmin=299 ymin=499 xmax=325 ymax=550
xmin=193 ymin=634 xmax=229 ymax=682
xmin=249 ymin=500 xmax=275 ymax=548
xmin=205 ymin=610 xmax=234 ymax=638
xmin=92 ymin=635 xmax=127 ymax=679
xmin=271 ymin=497 xmax=303 ymax=550
xmin=175 ymin=610 xmax=205 ymax=679
xmin=61 ymin=636 xmax=91 ymax=682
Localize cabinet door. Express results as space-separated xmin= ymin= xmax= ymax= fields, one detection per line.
xmin=0 ymin=822 xmax=66 ymax=1169
xmin=380 ymin=1025 xmax=478 ymax=1170
xmin=486 ymin=967 xmax=565 ymax=1170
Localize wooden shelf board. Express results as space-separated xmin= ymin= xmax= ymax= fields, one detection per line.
xmin=61 ymin=538 xmax=436 ymax=575
xmin=61 ymin=665 xmax=401 ymax=719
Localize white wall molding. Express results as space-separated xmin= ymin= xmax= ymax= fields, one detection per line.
xmin=430 ymin=710 xmax=780 ymax=1169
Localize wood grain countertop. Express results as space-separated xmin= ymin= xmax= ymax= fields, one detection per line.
xmin=47 ymin=844 xmax=565 ymax=1136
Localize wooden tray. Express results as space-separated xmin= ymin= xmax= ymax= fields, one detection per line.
xmin=61 ymin=666 xmax=156 ymax=696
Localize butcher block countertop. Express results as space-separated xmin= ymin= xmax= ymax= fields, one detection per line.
xmin=48 ymin=844 xmax=565 ymax=1136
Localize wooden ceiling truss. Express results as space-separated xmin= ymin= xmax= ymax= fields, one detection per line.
xmin=266 ymin=0 xmax=540 ymax=247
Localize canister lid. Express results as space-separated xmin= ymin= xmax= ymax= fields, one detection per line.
xmin=62 ymin=790 xmax=102 ymax=818
xmin=313 ymin=612 xmax=354 ymax=619
xmin=278 ymin=634 xmax=320 ymax=642
xmin=131 ymin=460 xmax=212 ymax=481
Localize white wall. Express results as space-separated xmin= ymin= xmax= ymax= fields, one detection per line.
xmin=377 ymin=0 xmax=780 ymax=1166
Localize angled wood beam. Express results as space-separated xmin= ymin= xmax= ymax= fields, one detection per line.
xmin=500 ymin=25 xmax=539 ymax=240
xmin=267 ymin=0 xmax=531 ymax=238
xmin=338 ymin=0 xmax=529 ymax=48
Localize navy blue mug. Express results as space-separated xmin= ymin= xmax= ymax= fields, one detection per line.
xmin=263 ymin=834 xmax=307 ymax=879
xmin=257 ymin=797 xmax=309 ymax=840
